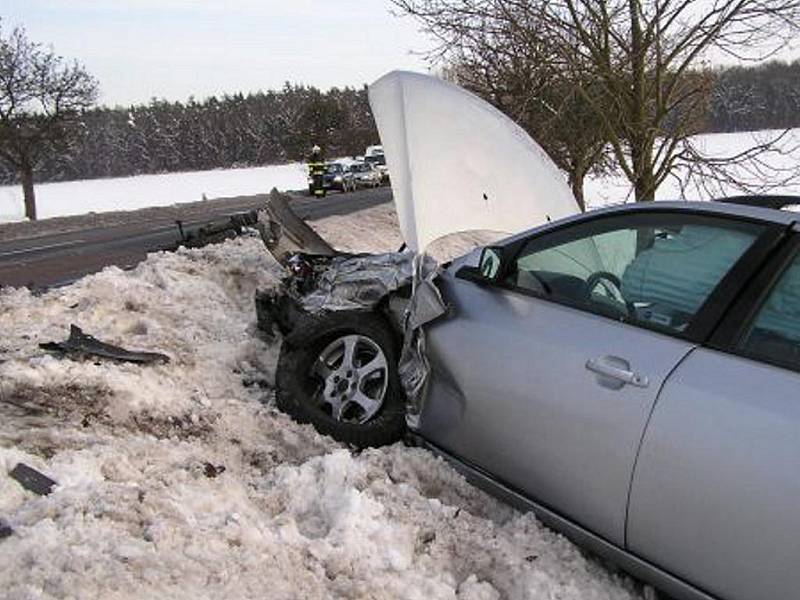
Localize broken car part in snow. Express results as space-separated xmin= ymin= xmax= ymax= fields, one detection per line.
xmin=203 ymin=462 xmax=226 ymax=478
xmin=41 ymin=325 xmax=170 ymax=364
xmin=9 ymin=463 xmax=57 ymax=496
xmin=0 ymin=519 xmax=12 ymax=540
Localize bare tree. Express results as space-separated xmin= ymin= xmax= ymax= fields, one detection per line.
xmin=0 ymin=23 xmax=98 ymax=220
xmin=441 ymin=28 xmax=612 ymax=210
xmin=401 ymin=2 xmax=612 ymax=210
xmin=392 ymin=0 xmax=800 ymax=203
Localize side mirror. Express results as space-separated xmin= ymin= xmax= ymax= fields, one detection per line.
xmin=457 ymin=246 xmax=505 ymax=284
xmin=478 ymin=246 xmax=503 ymax=281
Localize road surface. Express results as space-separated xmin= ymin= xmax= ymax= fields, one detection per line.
xmin=0 ymin=187 xmax=392 ymax=289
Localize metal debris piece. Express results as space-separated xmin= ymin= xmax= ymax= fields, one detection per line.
xmin=0 ymin=519 xmax=12 ymax=539
xmin=256 ymin=189 xmax=335 ymax=263
xmin=40 ymin=325 xmax=170 ymax=364
xmin=9 ymin=463 xmax=57 ymax=496
xmin=203 ymin=462 xmax=226 ymax=478
xmin=172 ymin=210 xmax=259 ymax=250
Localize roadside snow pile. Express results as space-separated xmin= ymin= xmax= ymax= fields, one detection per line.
xmin=0 ymin=211 xmax=641 ymax=599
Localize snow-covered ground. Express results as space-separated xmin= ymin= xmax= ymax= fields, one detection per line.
xmin=584 ymin=128 xmax=800 ymax=208
xmin=0 ymin=205 xmax=642 ymax=600
xmin=2 ymin=128 xmax=800 ymax=224
xmin=0 ymin=163 xmax=308 ymax=222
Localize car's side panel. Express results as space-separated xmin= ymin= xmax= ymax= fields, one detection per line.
xmin=627 ymin=348 xmax=800 ymax=600
xmin=417 ymin=273 xmax=696 ymax=545
xmin=413 ymin=435 xmax=718 ymax=600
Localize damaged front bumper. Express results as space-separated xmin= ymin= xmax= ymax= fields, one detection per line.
xmin=254 ymin=190 xmax=448 ymax=422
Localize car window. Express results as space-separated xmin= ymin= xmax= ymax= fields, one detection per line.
xmin=506 ymin=213 xmax=764 ymax=334
xmin=739 ymin=252 xmax=800 ymax=369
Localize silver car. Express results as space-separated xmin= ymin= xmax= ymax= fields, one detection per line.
xmin=256 ymin=72 xmax=800 ymax=600
xmin=259 ymin=194 xmax=800 ymax=600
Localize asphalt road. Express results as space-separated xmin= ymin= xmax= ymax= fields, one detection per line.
xmin=0 ymin=186 xmax=393 ymax=289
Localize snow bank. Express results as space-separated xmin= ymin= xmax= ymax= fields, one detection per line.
xmin=0 ymin=207 xmax=641 ymax=599
xmin=0 ymin=163 xmax=308 ymax=222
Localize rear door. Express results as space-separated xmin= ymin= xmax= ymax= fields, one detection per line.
xmin=627 ymin=228 xmax=800 ymax=600
xmin=418 ymin=210 xmax=769 ymax=546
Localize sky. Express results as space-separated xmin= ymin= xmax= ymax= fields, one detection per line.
xmin=3 ymin=1 xmax=432 ymax=107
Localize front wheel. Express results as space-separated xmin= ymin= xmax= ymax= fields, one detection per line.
xmin=275 ymin=311 xmax=406 ymax=447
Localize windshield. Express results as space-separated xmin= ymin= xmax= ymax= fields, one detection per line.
xmin=325 ymin=164 xmax=342 ymax=174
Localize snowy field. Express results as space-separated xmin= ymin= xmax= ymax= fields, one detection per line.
xmin=584 ymin=128 xmax=800 ymax=208
xmin=0 ymin=205 xmax=642 ymax=600
xmin=0 ymin=163 xmax=309 ymax=222
xmin=2 ymin=129 xmax=800 ymax=224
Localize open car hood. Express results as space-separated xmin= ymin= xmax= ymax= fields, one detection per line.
xmin=368 ymin=71 xmax=579 ymax=252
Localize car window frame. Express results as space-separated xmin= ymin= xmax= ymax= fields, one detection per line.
xmin=708 ymin=229 xmax=800 ymax=373
xmin=458 ymin=207 xmax=785 ymax=344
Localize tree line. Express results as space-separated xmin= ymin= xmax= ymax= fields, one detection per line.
xmin=3 ymin=60 xmax=800 ymax=191
xmin=0 ymin=83 xmax=378 ymax=186
xmin=707 ymin=61 xmax=800 ymax=133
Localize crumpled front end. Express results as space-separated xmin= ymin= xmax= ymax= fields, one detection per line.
xmin=254 ymin=191 xmax=447 ymax=421
xmin=255 ymin=251 xmax=435 ymax=336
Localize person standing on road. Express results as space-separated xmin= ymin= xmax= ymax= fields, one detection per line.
xmin=308 ymin=145 xmax=326 ymax=198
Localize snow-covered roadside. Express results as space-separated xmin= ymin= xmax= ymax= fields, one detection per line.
xmin=0 ymin=206 xmax=640 ymax=600
xmin=0 ymin=163 xmax=308 ymax=223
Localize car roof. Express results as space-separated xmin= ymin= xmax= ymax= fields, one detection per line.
xmin=598 ymin=200 xmax=796 ymax=225
xmin=499 ymin=200 xmax=798 ymax=247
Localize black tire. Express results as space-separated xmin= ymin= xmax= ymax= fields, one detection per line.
xmin=275 ymin=311 xmax=406 ymax=447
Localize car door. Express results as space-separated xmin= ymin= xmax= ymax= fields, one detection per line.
xmin=627 ymin=228 xmax=800 ymax=600
xmin=417 ymin=210 xmax=769 ymax=546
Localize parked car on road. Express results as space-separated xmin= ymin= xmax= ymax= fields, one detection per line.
xmin=363 ymin=153 xmax=389 ymax=184
xmin=258 ymin=71 xmax=799 ymax=600
xmin=316 ymin=162 xmax=354 ymax=193
xmin=349 ymin=161 xmax=382 ymax=188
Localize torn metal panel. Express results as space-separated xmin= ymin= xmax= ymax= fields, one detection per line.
xmin=41 ymin=325 xmax=170 ymax=364
xmin=9 ymin=463 xmax=57 ymax=496
xmin=299 ymin=252 xmax=437 ymax=314
xmin=397 ymin=257 xmax=449 ymax=417
xmin=256 ymin=189 xmax=335 ymax=264
xmin=398 ymin=329 xmax=430 ymax=425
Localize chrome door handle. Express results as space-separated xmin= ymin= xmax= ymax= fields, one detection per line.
xmin=586 ymin=357 xmax=649 ymax=389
